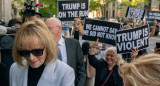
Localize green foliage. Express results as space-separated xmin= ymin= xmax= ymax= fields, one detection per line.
xmin=119 ymin=0 xmax=150 ymax=8
xmin=39 ymin=0 xmax=57 ymax=18
xmin=106 ymin=0 xmax=117 ymax=3
xmin=89 ymin=0 xmax=103 ymax=12
xmin=19 ymin=11 xmax=23 ymax=16
xmin=39 ymin=8 xmax=57 ymax=17
xmin=39 ymin=0 xmax=56 ymax=4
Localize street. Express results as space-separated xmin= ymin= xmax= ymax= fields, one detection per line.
xmin=147 ymin=34 xmax=160 ymax=53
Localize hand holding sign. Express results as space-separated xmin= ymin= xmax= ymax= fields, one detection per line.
xmin=131 ymin=18 xmax=136 ymax=28
xmin=89 ymin=38 xmax=100 ymax=55
xmin=131 ymin=48 xmax=138 ymax=59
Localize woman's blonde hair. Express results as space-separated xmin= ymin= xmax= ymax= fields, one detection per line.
xmin=119 ymin=54 xmax=160 ymax=86
xmin=12 ymin=19 xmax=58 ymax=66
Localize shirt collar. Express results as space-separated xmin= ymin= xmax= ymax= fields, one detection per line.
xmin=58 ymin=36 xmax=64 ymax=46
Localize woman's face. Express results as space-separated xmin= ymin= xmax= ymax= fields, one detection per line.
xmin=20 ymin=36 xmax=47 ymax=68
xmin=105 ymin=51 xmax=118 ymax=66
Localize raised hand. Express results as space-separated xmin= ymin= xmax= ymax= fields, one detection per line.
xmin=131 ymin=48 xmax=138 ymax=60
xmin=89 ymin=38 xmax=100 ymax=55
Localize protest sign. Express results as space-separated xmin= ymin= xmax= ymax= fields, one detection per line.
xmin=146 ymin=11 xmax=160 ymax=24
xmin=116 ymin=25 xmax=149 ymax=54
xmin=82 ymin=18 xmax=122 ymax=46
xmin=125 ymin=7 xmax=146 ymax=20
xmin=58 ymin=0 xmax=89 ymax=21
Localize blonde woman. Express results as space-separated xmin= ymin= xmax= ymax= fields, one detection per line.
xmin=119 ymin=54 xmax=160 ymax=86
xmin=10 ymin=19 xmax=75 ymax=86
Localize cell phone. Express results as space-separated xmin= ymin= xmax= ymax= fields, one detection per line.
xmin=156 ymin=42 xmax=160 ymax=48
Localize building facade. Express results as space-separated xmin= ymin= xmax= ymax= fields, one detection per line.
xmin=89 ymin=0 xmax=160 ymax=20
xmin=0 ymin=0 xmax=12 ymax=23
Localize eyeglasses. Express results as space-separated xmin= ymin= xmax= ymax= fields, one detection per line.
xmin=17 ymin=48 xmax=45 ymax=57
xmin=48 ymin=26 xmax=59 ymax=30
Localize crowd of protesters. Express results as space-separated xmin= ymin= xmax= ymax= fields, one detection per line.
xmin=1 ymin=6 xmax=160 ymax=86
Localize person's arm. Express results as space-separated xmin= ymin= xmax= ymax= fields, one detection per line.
xmin=150 ymin=20 xmax=157 ymax=37
xmin=131 ymin=18 xmax=136 ymax=28
xmin=78 ymin=22 xmax=84 ymax=36
xmin=154 ymin=47 xmax=160 ymax=54
xmin=73 ymin=30 xmax=79 ymax=40
xmin=76 ymin=41 xmax=86 ymax=86
xmin=88 ymin=39 xmax=101 ymax=68
xmin=88 ymin=54 xmax=100 ymax=68
xmin=71 ymin=26 xmax=79 ymax=39
xmin=61 ymin=67 xmax=75 ymax=86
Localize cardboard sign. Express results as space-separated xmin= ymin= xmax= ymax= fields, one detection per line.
xmin=82 ymin=18 xmax=122 ymax=46
xmin=146 ymin=11 xmax=160 ymax=24
xmin=125 ymin=7 xmax=146 ymax=20
xmin=116 ymin=25 xmax=149 ymax=54
xmin=58 ymin=0 xmax=89 ymax=21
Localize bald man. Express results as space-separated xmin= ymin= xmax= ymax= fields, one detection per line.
xmin=46 ymin=17 xmax=86 ymax=86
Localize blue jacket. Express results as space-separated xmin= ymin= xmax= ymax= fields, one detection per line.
xmin=10 ymin=59 xmax=75 ymax=86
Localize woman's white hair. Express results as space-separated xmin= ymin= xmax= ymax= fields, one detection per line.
xmin=104 ymin=46 xmax=124 ymax=65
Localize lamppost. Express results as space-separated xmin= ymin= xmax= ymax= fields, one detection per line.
xmin=35 ymin=0 xmax=39 ymax=12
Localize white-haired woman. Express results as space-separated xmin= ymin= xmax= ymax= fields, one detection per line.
xmin=88 ymin=40 xmax=123 ymax=86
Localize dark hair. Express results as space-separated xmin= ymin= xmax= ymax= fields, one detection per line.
xmin=8 ymin=18 xmax=22 ymax=27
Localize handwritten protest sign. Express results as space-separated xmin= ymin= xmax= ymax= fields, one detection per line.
xmin=116 ymin=25 xmax=149 ymax=54
xmin=58 ymin=0 xmax=89 ymax=21
xmin=125 ymin=7 xmax=146 ymax=20
xmin=82 ymin=18 xmax=122 ymax=46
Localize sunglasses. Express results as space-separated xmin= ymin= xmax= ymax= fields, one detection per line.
xmin=17 ymin=48 xmax=45 ymax=57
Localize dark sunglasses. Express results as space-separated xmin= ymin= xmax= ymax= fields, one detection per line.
xmin=17 ymin=48 xmax=45 ymax=57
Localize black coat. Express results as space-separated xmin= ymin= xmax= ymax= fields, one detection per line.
xmin=0 ymin=63 xmax=7 ymax=86
xmin=88 ymin=55 xmax=123 ymax=86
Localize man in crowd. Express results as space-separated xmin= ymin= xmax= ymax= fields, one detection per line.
xmin=7 ymin=18 xmax=22 ymax=28
xmin=46 ymin=17 xmax=86 ymax=86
